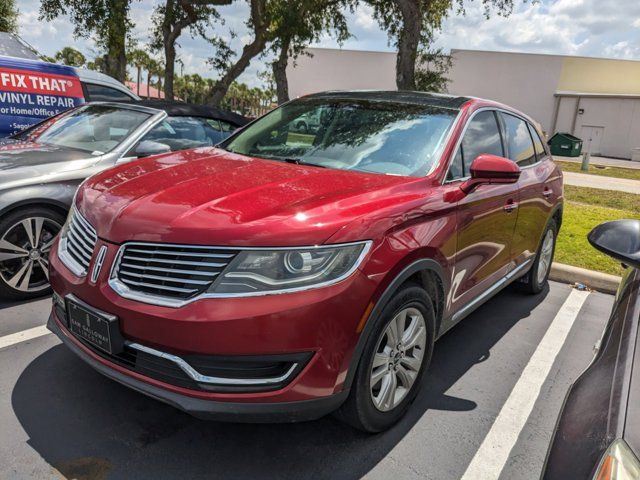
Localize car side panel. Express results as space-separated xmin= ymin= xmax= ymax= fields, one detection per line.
xmin=451 ymin=182 xmax=519 ymax=311
xmin=512 ymin=158 xmax=563 ymax=266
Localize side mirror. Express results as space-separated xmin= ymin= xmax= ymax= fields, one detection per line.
xmin=588 ymin=220 xmax=640 ymax=269
xmin=460 ymin=154 xmax=521 ymax=194
xmin=135 ymin=140 xmax=171 ymax=158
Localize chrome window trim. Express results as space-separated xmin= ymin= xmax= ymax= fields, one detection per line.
xmin=108 ymin=240 xmax=373 ymax=308
xmin=125 ymin=341 xmax=299 ymax=387
xmin=442 ymin=107 xmax=547 ymax=185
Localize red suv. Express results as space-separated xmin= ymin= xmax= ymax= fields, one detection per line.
xmin=47 ymin=91 xmax=563 ymax=432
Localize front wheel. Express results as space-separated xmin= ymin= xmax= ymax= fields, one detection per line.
xmin=0 ymin=207 xmax=65 ymax=301
xmin=335 ymin=283 xmax=435 ymax=432
xmin=521 ymin=219 xmax=557 ymax=294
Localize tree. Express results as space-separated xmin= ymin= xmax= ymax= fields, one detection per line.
xmin=208 ymin=0 xmax=271 ymax=106
xmin=127 ymin=49 xmax=151 ymax=96
xmin=40 ymin=0 xmax=134 ymax=82
xmin=54 ymin=47 xmax=86 ymax=67
xmin=414 ymin=48 xmax=452 ymax=93
xmin=365 ymin=0 xmax=515 ymax=90
xmin=152 ymin=0 xmax=230 ymax=100
xmin=0 ymin=0 xmax=19 ymax=33
xmin=269 ymin=0 xmax=352 ymax=104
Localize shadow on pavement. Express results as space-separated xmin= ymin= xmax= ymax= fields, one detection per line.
xmin=12 ymin=285 xmax=549 ymax=480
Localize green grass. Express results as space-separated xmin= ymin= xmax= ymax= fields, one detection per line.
xmin=556 ymin=159 xmax=640 ymax=181
xmin=564 ymin=185 xmax=640 ymax=211
xmin=555 ymin=186 xmax=640 ymax=275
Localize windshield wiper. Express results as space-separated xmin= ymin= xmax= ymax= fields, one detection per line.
xmin=254 ymin=154 xmax=327 ymax=169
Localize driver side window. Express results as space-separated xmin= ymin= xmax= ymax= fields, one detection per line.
xmin=447 ymin=110 xmax=504 ymax=180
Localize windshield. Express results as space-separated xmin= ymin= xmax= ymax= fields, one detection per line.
xmin=222 ymin=99 xmax=457 ymax=176
xmin=13 ymin=105 xmax=151 ymax=154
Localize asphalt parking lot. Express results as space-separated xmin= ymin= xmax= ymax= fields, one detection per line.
xmin=0 ymin=281 xmax=613 ymax=480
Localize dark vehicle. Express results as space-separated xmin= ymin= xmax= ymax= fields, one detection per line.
xmin=0 ymin=100 xmax=247 ymax=300
xmin=542 ymin=220 xmax=640 ymax=479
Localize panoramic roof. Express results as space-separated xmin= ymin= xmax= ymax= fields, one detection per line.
xmin=302 ymin=90 xmax=471 ymax=110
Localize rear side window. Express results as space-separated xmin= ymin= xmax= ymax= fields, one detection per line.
xmin=501 ymin=113 xmax=536 ymax=167
xmin=141 ymin=116 xmax=227 ymax=151
xmin=528 ymin=123 xmax=547 ymax=160
xmin=455 ymin=110 xmax=504 ymax=177
xmin=84 ymin=83 xmax=134 ymax=102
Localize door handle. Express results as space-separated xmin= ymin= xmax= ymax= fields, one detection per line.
xmin=504 ymin=201 xmax=518 ymax=213
xmin=542 ymin=189 xmax=553 ymax=198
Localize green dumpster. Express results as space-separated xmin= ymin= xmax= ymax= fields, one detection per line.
xmin=548 ymin=133 xmax=583 ymax=157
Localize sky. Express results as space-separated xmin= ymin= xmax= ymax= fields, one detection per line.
xmin=16 ymin=0 xmax=640 ymax=88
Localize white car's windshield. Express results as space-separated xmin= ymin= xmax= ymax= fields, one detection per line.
xmin=223 ymin=98 xmax=457 ymax=176
xmin=13 ymin=105 xmax=151 ymax=154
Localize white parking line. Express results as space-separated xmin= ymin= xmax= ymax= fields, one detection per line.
xmin=461 ymin=288 xmax=590 ymax=480
xmin=0 ymin=325 xmax=51 ymax=350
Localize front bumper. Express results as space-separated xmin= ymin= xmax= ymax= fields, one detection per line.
xmin=48 ymin=311 xmax=348 ymax=422
xmin=49 ymin=235 xmax=376 ymax=414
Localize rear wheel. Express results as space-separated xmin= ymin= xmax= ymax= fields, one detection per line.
xmin=521 ymin=219 xmax=557 ymax=294
xmin=336 ymin=283 xmax=435 ymax=432
xmin=0 ymin=207 xmax=65 ymax=301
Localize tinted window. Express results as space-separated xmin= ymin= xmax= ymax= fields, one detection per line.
xmin=502 ymin=113 xmax=536 ymax=167
xmin=459 ymin=110 xmax=504 ymax=176
xmin=223 ymin=99 xmax=457 ymax=177
xmin=447 ymin=148 xmax=464 ymax=181
xmin=141 ymin=116 xmax=226 ymax=151
xmin=528 ymin=123 xmax=547 ymax=160
xmin=85 ymin=83 xmax=135 ymax=102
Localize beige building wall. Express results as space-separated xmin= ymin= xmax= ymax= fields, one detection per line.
xmin=287 ymin=47 xmax=640 ymax=158
xmin=287 ymin=48 xmax=396 ymax=99
xmin=447 ymin=50 xmax=565 ymax=133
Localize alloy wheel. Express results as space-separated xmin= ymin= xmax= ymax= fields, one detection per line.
xmin=537 ymin=229 xmax=555 ymax=285
xmin=370 ymin=307 xmax=427 ymax=412
xmin=0 ymin=217 xmax=62 ymax=293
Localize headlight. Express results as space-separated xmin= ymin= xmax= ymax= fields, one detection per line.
xmin=209 ymin=241 xmax=371 ymax=294
xmin=593 ymin=439 xmax=640 ymax=480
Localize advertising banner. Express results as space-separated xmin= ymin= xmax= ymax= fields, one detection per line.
xmin=0 ymin=55 xmax=85 ymax=137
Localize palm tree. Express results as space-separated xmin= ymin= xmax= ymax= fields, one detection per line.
xmin=128 ymin=49 xmax=151 ymax=97
xmin=54 ymin=47 xmax=86 ymax=67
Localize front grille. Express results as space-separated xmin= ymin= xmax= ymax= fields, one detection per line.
xmin=115 ymin=243 xmax=239 ymax=300
xmin=60 ymin=208 xmax=97 ymax=275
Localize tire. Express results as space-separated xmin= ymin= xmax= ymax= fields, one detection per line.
xmin=335 ymin=283 xmax=436 ymax=432
xmin=520 ymin=219 xmax=558 ymax=295
xmin=0 ymin=207 xmax=66 ymax=301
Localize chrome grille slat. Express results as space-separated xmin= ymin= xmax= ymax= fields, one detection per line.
xmin=119 ymin=262 xmax=220 ymax=277
xmin=70 ymin=219 xmax=96 ymax=245
xmin=121 ymin=254 xmax=227 ymax=268
xmin=115 ymin=242 xmax=239 ymax=300
xmin=58 ymin=208 xmax=97 ymax=276
xmin=67 ymin=228 xmax=94 ymax=253
xmin=67 ymin=241 xmax=92 ymax=262
xmin=120 ymin=270 xmax=211 ymax=285
xmin=120 ymin=277 xmax=199 ymax=294
xmin=125 ymin=248 xmax=234 ymax=258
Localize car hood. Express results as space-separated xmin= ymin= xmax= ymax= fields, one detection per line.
xmin=0 ymin=139 xmax=92 ymax=169
xmin=0 ymin=139 xmax=98 ymax=187
xmin=78 ymin=147 xmax=413 ymax=246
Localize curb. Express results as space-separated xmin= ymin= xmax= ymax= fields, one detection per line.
xmin=549 ymin=262 xmax=621 ymax=295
